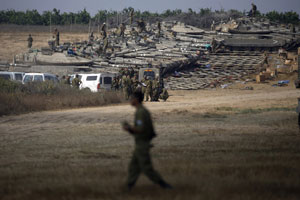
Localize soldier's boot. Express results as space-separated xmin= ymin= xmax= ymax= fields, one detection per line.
xmin=158 ymin=180 xmax=173 ymax=189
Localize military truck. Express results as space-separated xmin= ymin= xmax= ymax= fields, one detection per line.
xmin=138 ymin=67 xmax=164 ymax=90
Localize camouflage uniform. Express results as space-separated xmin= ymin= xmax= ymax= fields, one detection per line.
xmin=127 ymin=104 xmax=166 ymax=187
xmin=112 ymin=77 xmax=119 ymax=91
xmin=152 ymin=78 xmax=160 ymax=101
xmin=123 ymin=75 xmax=132 ymax=100
xmin=159 ymin=88 xmax=169 ymax=101
xmin=157 ymin=21 xmax=161 ymax=35
xmin=72 ymin=77 xmax=81 ymax=89
xmin=55 ymin=30 xmax=60 ymax=46
xmin=145 ymin=79 xmax=153 ymax=101
xmin=103 ymin=37 xmax=108 ymax=54
xmin=27 ymin=34 xmax=33 ymax=48
xmin=131 ymin=76 xmax=139 ymax=93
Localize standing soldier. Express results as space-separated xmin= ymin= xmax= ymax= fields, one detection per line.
xmin=122 ymin=75 xmax=130 ymax=100
xmin=140 ymin=75 xmax=147 ymax=101
xmin=27 ymin=34 xmax=33 ymax=49
xmin=54 ymin=28 xmax=60 ymax=46
xmin=72 ymin=74 xmax=82 ymax=89
xmin=211 ymin=38 xmax=217 ymax=53
xmin=119 ymin=23 xmax=126 ymax=38
xmin=122 ymin=91 xmax=172 ymax=190
xmin=130 ymin=9 xmax=134 ymax=25
xmin=103 ymin=37 xmax=108 ymax=54
xmin=145 ymin=77 xmax=153 ymax=102
xmin=137 ymin=19 xmax=146 ymax=33
xmin=112 ymin=77 xmax=119 ymax=91
xmin=157 ymin=21 xmax=161 ymax=35
xmin=100 ymin=23 xmax=107 ymax=39
xmin=251 ymin=3 xmax=257 ymax=17
xmin=152 ymin=77 xmax=160 ymax=101
xmin=131 ymin=75 xmax=139 ymax=93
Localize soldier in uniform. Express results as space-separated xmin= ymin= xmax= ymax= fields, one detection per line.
xmin=112 ymin=77 xmax=119 ymax=91
xmin=157 ymin=21 xmax=161 ymax=35
xmin=119 ymin=23 xmax=126 ymax=38
xmin=100 ymin=23 xmax=107 ymax=39
xmin=145 ymin=77 xmax=153 ymax=102
xmin=122 ymin=75 xmax=131 ymax=100
xmin=140 ymin=76 xmax=147 ymax=101
xmin=159 ymin=88 xmax=169 ymax=101
xmin=72 ymin=74 xmax=82 ymax=89
xmin=152 ymin=77 xmax=160 ymax=101
xmin=251 ymin=3 xmax=257 ymax=17
xmin=103 ymin=37 xmax=108 ymax=54
xmin=54 ymin=28 xmax=60 ymax=46
xmin=122 ymin=91 xmax=172 ymax=190
xmin=131 ymin=75 xmax=139 ymax=93
xmin=211 ymin=38 xmax=217 ymax=53
xmin=137 ymin=19 xmax=146 ymax=33
xmin=27 ymin=34 xmax=33 ymax=49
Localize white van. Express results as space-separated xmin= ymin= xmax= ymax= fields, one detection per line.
xmin=0 ymin=71 xmax=24 ymax=82
xmin=22 ymin=73 xmax=59 ymax=84
xmin=80 ymin=73 xmax=115 ymax=92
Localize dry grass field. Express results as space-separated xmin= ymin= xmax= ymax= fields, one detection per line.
xmin=1 ymin=27 xmax=300 ymax=200
xmin=0 ymin=25 xmax=93 ymax=62
xmin=1 ymin=83 xmax=300 ymax=200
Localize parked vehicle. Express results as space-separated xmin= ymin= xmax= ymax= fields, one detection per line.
xmin=0 ymin=71 xmax=24 ymax=82
xmin=79 ymin=73 xmax=115 ymax=92
xmin=22 ymin=73 xmax=59 ymax=84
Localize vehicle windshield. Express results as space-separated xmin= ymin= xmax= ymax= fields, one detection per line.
xmin=144 ymin=71 xmax=155 ymax=80
xmin=23 ymin=75 xmax=33 ymax=83
xmin=0 ymin=74 xmax=11 ymax=80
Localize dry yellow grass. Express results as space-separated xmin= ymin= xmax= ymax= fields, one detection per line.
xmin=0 ymin=29 xmax=92 ymax=62
xmin=0 ymin=84 xmax=300 ymax=200
xmin=1 ymin=27 xmax=300 ymax=200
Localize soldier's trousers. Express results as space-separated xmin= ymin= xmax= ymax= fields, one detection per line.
xmin=145 ymin=91 xmax=152 ymax=101
xmin=127 ymin=146 xmax=164 ymax=185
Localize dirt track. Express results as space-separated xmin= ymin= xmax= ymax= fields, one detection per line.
xmin=1 ymin=84 xmax=300 ymax=200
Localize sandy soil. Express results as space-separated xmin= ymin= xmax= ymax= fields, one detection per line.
xmin=1 ymin=83 xmax=300 ymax=200
xmin=0 ymin=32 xmax=89 ymax=62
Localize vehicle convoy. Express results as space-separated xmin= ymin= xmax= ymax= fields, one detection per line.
xmin=0 ymin=71 xmax=24 ymax=82
xmin=22 ymin=73 xmax=59 ymax=84
xmin=79 ymin=73 xmax=116 ymax=92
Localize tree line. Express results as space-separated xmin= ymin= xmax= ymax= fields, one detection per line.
xmin=0 ymin=7 xmax=299 ymax=27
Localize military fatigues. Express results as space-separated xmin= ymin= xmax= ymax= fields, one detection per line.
xmin=56 ymin=31 xmax=60 ymax=46
xmin=72 ymin=77 xmax=81 ymax=89
xmin=145 ymin=79 xmax=153 ymax=101
xmin=27 ymin=35 xmax=33 ymax=48
xmin=159 ymin=88 xmax=169 ymax=101
xmin=127 ymin=105 xmax=165 ymax=186
xmin=152 ymin=79 xmax=160 ymax=101
xmin=122 ymin=76 xmax=132 ymax=100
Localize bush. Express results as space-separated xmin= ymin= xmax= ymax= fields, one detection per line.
xmin=0 ymin=80 xmax=125 ymax=116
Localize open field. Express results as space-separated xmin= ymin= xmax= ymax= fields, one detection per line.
xmin=0 ymin=25 xmax=92 ymax=62
xmin=1 ymin=82 xmax=300 ymax=200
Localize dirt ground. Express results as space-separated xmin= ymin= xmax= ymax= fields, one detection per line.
xmin=0 ymin=30 xmax=90 ymax=62
xmin=1 ymin=82 xmax=300 ymax=200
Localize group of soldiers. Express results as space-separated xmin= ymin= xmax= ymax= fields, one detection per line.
xmin=111 ymin=68 xmax=169 ymax=102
